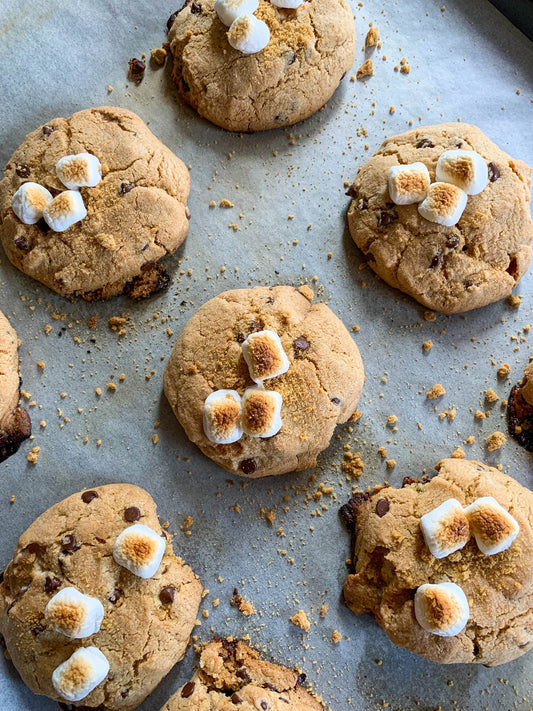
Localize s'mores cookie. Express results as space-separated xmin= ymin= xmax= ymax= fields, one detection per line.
xmin=508 ymin=360 xmax=533 ymax=451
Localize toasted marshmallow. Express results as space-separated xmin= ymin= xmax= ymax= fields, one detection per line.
xmin=56 ymin=153 xmax=102 ymax=190
xmin=271 ymin=0 xmax=304 ymax=7
xmin=388 ymin=163 xmax=430 ymax=205
xmin=214 ymin=0 xmax=258 ymax=26
xmin=11 ymin=182 xmax=53 ymax=224
xmin=418 ymin=182 xmax=467 ymax=227
xmin=52 ymin=646 xmax=109 ymax=702
xmin=464 ymin=496 xmax=519 ymax=555
xmin=414 ymin=582 xmax=469 ymax=637
xmin=420 ymin=499 xmax=470 ymax=559
xmin=113 ymin=523 xmax=165 ymax=578
xmin=242 ymin=330 xmax=290 ymax=383
xmin=436 ymin=150 xmax=488 ymax=195
xmin=43 ymin=190 xmax=87 ymax=232
xmin=45 ymin=587 xmax=104 ymax=639
xmin=228 ymin=14 xmax=270 ymax=54
xmin=203 ymin=389 xmax=243 ymax=444
xmin=242 ymin=387 xmax=283 ymax=438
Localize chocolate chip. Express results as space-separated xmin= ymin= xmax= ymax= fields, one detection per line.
xmin=430 ymin=251 xmax=443 ymax=269
xmin=108 ymin=588 xmax=123 ymax=604
xmin=260 ymin=703 xmax=268 ymax=710
xmin=266 ymin=295 xmax=275 ymax=304
xmin=167 ymin=10 xmax=180 ymax=29
xmin=488 ymin=162 xmax=500 ymax=182
xmin=128 ymin=58 xmax=146 ymax=80
xmin=81 ymin=490 xmax=98 ymax=504
xmin=120 ymin=689 xmax=130 ymax=698
xmin=124 ymin=506 xmax=141 ymax=522
xmin=465 ymin=278 xmax=476 ymax=288
xmin=377 ymin=209 xmax=398 ymax=227
xmin=339 ymin=492 xmax=368 ymax=530
xmin=236 ymin=668 xmax=251 ymax=683
xmin=249 ymin=320 xmax=261 ymax=332
xmin=402 ymin=476 xmax=419 ymax=487
xmin=331 ymin=397 xmax=341 ymax=405
xmin=44 ymin=576 xmax=62 ymax=593
xmin=191 ymin=1 xmax=201 ymax=12
xmin=42 ymin=125 xmax=53 ymax=136
xmin=456 ymin=141 xmax=463 ymax=148
xmin=185 ymin=206 xmax=191 ymax=221
xmin=236 ymin=332 xmax=245 ymax=343
xmin=181 ymin=682 xmax=195 ymax=698
xmin=285 ymin=50 xmax=296 ymax=65
xmin=262 ymin=682 xmax=279 ymax=692
xmin=120 ymin=182 xmax=134 ymax=195
xmin=25 ymin=542 xmax=44 ymax=556
xmin=15 ymin=164 xmax=31 ymax=178
xmin=297 ymin=673 xmax=307 ymax=686
xmin=415 ymin=139 xmax=434 ymax=149
xmin=61 ymin=534 xmax=80 ymax=552
xmin=14 ymin=235 xmax=30 ymax=251
xmin=375 ymin=498 xmax=390 ymax=517
xmin=345 ymin=183 xmax=357 ymax=198
xmin=445 ymin=235 xmax=460 ymax=249
xmin=239 ymin=459 xmax=257 ymax=475
xmin=231 ymin=693 xmax=243 ymax=705
xmin=159 ymin=586 xmax=176 ymax=604
xmin=293 ymin=336 xmax=310 ymax=353
xmin=32 ymin=622 xmax=47 ymax=636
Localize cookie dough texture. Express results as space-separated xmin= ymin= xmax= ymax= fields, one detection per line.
xmin=343 ymin=459 xmax=533 ymax=665
xmin=0 ymin=484 xmax=202 ymax=710
xmin=168 ymin=0 xmax=355 ymax=132
xmin=347 ymin=123 xmax=533 ymax=313
xmin=508 ymin=361 xmax=533 ymax=451
xmin=164 ymin=286 xmax=364 ymax=478
xmin=159 ymin=639 xmax=323 ymax=710
xmin=0 ymin=106 xmax=190 ymax=300
xmin=0 ymin=310 xmax=31 ymax=462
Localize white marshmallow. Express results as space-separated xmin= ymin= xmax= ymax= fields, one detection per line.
xmin=436 ymin=150 xmax=488 ymax=195
xmin=43 ymin=191 xmax=87 ymax=232
xmin=227 ymin=14 xmax=270 ymax=55
xmin=113 ymin=523 xmax=165 ymax=578
xmin=11 ymin=182 xmax=53 ymax=224
xmin=418 ymin=182 xmax=467 ymax=227
xmin=242 ymin=387 xmax=283 ymax=438
xmin=45 ymin=587 xmax=104 ymax=639
xmin=271 ymin=0 xmax=304 ymax=7
xmin=464 ymin=496 xmax=519 ymax=555
xmin=203 ymin=389 xmax=243 ymax=444
xmin=388 ymin=163 xmax=430 ymax=205
xmin=414 ymin=582 xmax=469 ymax=637
xmin=420 ymin=499 xmax=470 ymax=559
xmin=52 ymin=646 xmax=109 ymax=702
xmin=242 ymin=330 xmax=290 ymax=384
xmin=56 ymin=153 xmax=102 ymax=190
xmin=214 ymin=0 xmax=259 ymax=26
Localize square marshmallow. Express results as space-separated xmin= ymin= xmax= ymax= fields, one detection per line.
xmin=242 ymin=387 xmax=283 ymax=438
xmin=113 ymin=523 xmax=165 ymax=578
xmin=203 ymin=389 xmax=243 ymax=444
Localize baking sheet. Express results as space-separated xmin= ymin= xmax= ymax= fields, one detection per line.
xmin=0 ymin=0 xmax=532 ymax=709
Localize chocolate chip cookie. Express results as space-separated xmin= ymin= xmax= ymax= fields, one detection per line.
xmin=163 ymin=285 xmax=364 ymax=478
xmin=508 ymin=360 xmax=533 ymax=451
xmin=0 ymin=106 xmax=190 ymax=300
xmin=0 ymin=309 xmax=31 ymax=463
xmin=0 ymin=483 xmax=202 ymax=709
xmin=347 ymin=123 xmax=533 ymax=313
xmin=159 ymin=639 xmax=323 ymax=710
xmin=342 ymin=458 xmax=533 ymax=665
xmin=167 ymin=0 xmax=355 ymax=132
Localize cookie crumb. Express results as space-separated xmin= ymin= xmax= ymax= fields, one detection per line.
xmin=290 ymin=609 xmax=310 ymax=632
xmin=423 ymin=311 xmax=436 ymax=322
xmin=298 ymin=285 xmax=314 ymax=302
xmin=320 ymin=604 xmax=328 ymax=618
xmin=486 ymin=388 xmax=499 ymax=403
xmin=219 ymin=199 xmax=234 ymax=208
xmin=423 ymin=339 xmax=433 ymax=351
xmin=487 ymin=431 xmax=506 ymax=451
xmin=365 ymin=26 xmax=380 ymax=47
xmin=331 ymin=630 xmax=342 ymax=643
xmin=231 ymin=589 xmax=255 ymax=616
xmin=507 ymin=294 xmax=522 ymax=308
xmin=451 ymin=446 xmax=465 ymax=459
xmin=150 ymin=47 xmax=167 ymax=65
xmin=356 ymin=59 xmax=374 ymax=79
xmin=497 ymin=363 xmax=511 ymax=378
xmin=427 ymin=384 xmax=445 ymax=399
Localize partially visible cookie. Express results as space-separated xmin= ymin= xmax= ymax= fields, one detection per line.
xmin=0 ymin=484 xmax=202 ymax=710
xmin=508 ymin=361 xmax=533 ymax=451
xmin=0 ymin=310 xmax=31 ymax=463
xmin=168 ymin=0 xmax=355 ymax=132
xmin=163 ymin=285 xmax=364 ymax=478
xmin=159 ymin=639 xmax=323 ymax=710
xmin=342 ymin=458 xmax=533 ymax=665
xmin=0 ymin=106 xmax=190 ymax=300
xmin=347 ymin=123 xmax=533 ymax=313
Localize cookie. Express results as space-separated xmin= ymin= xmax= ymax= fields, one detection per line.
xmin=0 ymin=310 xmax=31 ymax=463
xmin=347 ymin=123 xmax=533 ymax=313
xmin=508 ymin=360 xmax=533 ymax=451
xmin=163 ymin=285 xmax=364 ymax=478
xmin=341 ymin=459 xmax=533 ymax=665
xmin=0 ymin=106 xmax=190 ymax=300
xmin=0 ymin=484 xmax=202 ymax=709
xmin=159 ymin=639 xmax=323 ymax=710
xmin=167 ymin=0 xmax=355 ymax=132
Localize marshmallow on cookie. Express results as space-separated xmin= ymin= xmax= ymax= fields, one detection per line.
xmin=203 ymin=389 xmax=243 ymax=444
xmin=414 ymin=582 xmax=469 ymax=637
xmin=52 ymin=646 xmax=109 ymax=702
xmin=388 ymin=163 xmax=430 ymax=205
xmin=214 ymin=0 xmax=259 ymax=25
xmin=271 ymin=0 xmax=304 ymax=7
xmin=418 ymin=182 xmax=467 ymax=227
xmin=43 ymin=190 xmax=87 ymax=232
xmin=227 ymin=14 xmax=270 ymax=54
xmin=420 ymin=499 xmax=470 ymax=559
xmin=11 ymin=182 xmax=52 ymax=224
xmin=242 ymin=386 xmax=283 ymax=437
xmin=56 ymin=153 xmax=102 ymax=190
xmin=436 ymin=150 xmax=488 ymax=195
xmin=113 ymin=523 xmax=165 ymax=578
xmin=465 ymin=496 xmax=519 ymax=555
xmin=242 ymin=330 xmax=290 ymax=384
xmin=45 ymin=587 xmax=104 ymax=639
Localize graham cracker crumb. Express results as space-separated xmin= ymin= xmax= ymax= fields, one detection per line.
xmin=231 ymin=589 xmax=255 ymax=616
xmin=497 ymin=363 xmax=511 ymax=378
xmin=150 ymin=47 xmax=167 ymax=65
xmin=365 ymin=26 xmax=380 ymax=47
xmin=423 ymin=339 xmax=433 ymax=351
xmin=356 ymin=59 xmax=374 ymax=79
xmin=485 ymin=388 xmax=499 ymax=403
xmin=427 ymin=384 xmax=445 ymax=399
xmin=298 ymin=285 xmax=314 ymax=302
xmin=451 ymin=446 xmax=465 ymax=459
xmin=290 ymin=609 xmax=310 ymax=632
xmin=487 ymin=431 xmax=506 ymax=451
xmin=331 ymin=630 xmax=342 ymax=643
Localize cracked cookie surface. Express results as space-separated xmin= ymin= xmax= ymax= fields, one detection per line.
xmin=0 ymin=106 xmax=190 ymax=300
xmin=342 ymin=458 xmax=533 ymax=665
xmin=163 ymin=285 xmax=364 ymax=478
xmin=0 ymin=483 xmax=202 ymax=710
xmin=160 ymin=639 xmax=323 ymax=710
xmin=347 ymin=123 xmax=533 ymax=313
xmin=0 ymin=310 xmax=31 ymax=463
xmin=168 ymin=0 xmax=355 ymax=132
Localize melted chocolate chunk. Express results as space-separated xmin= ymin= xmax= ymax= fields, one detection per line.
xmin=236 ymin=667 xmax=251 ymax=683
xmin=14 ymin=235 xmax=31 ymax=251
xmin=430 ymin=251 xmax=443 ymax=269
xmin=61 ymin=534 xmax=80 ymax=552
xmin=42 ymin=125 xmax=53 ymax=136
xmin=415 ymin=139 xmax=434 ymax=149
xmin=32 ymin=622 xmax=47 ymax=636
xmin=128 ymin=58 xmax=146 ymax=81
xmin=331 ymin=397 xmax=341 ymax=405
xmin=159 ymin=586 xmax=176 ymax=604
xmin=297 ymin=672 xmax=307 ymax=686
xmin=120 ymin=690 xmax=130 ymax=698
xmin=16 ymin=164 xmax=31 ymax=178
xmin=108 ymin=588 xmax=123 ymax=604
xmin=260 ymin=703 xmax=268 ymax=710
xmin=120 ymin=182 xmax=134 ymax=195
xmin=488 ymin=162 xmax=500 ymax=182
xmin=375 ymin=498 xmax=390 ymax=517
xmin=239 ymin=458 xmax=257 ymax=475
xmin=377 ymin=209 xmax=398 ymax=227
xmin=293 ymin=336 xmax=310 ymax=353
xmin=44 ymin=576 xmax=62 ymax=593
xmin=345 ymin=183 xmax=357 ymax=198
xmin=81 ymin=490 xmax=98 ymax=504
xmin=231 ymin=693 xmax=243 ymax=705
xmin=124 ymin=262 xmax=171 ymax=300
xmin=124 ymin=506 xmax=141 ymax=522
xmin=339 ymin=492 xmax=369 ymax=530
xmin=167 ymin=10 xmax=180 ymax=30
xmin=25 ymin=542 xmax=45 ymax=556
xmin=402 ymin=476 xmax=419 ymax=487
xmin=191 ymin=1 xmax=201 ymax=12
xmin=508 ymin=383 xmax=533 ymax=452
xmin=181 ymin=681 xmax=195 ymax=698
xmin=445 ymin=235 xmax=460 ymax=249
